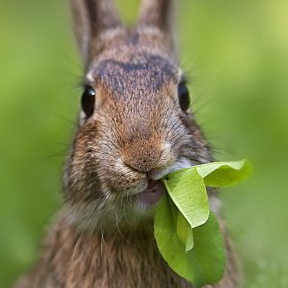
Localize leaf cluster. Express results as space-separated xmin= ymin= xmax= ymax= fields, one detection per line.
xmin=154 ymin=160 xmax=252 ymax=287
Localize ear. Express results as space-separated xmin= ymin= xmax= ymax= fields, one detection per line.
xmin=137 ymin=0 xmax=174 ymax=33
xmin=70 ymin=0 xmax=122 ymax=66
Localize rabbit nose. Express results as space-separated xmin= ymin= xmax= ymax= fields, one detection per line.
xmin=123 ymin=139 xmax=162 ymax=173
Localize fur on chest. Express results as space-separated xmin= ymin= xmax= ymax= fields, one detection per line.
xmin=27 ymin=215 xmax=192 ymax=288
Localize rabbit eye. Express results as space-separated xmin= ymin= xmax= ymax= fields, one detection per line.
xmin=178 ymin=82 xmax=190 ymax=112
xmin=81 ymin=86 xmax=96 ymax=118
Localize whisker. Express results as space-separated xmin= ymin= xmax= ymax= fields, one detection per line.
xmin=115 ymin=213 xmax=128 ymax=243
xmin=100 ymin=225 xmax=105 ymax=263
xmin=51 ymin=112 xmax=80 ymax=128
xmin=72 ymin=233 xmax=81 ymax=263
xmin=44 ymin=151 xmax=69 ymax=160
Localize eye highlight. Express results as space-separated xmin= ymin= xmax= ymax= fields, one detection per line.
xmin=177 ymin=82 xmax=190 ymax=112
xmin=81 ymin=86 xmax=96 ymax=118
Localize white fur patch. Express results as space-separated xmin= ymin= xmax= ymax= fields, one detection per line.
xmin=150 ymin=157 xmax=195 ymax=180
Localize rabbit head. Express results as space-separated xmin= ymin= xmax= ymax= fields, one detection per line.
xmin=64 ymin=0 xmax=211 ymax=230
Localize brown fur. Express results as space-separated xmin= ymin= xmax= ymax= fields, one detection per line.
xmin=14 ymin=213 xmax=238 ymax=288
xmin=13 ymin=0 xmax=240 ymax=287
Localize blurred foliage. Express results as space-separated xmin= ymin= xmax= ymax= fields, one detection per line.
xmin=0 ymin=0 xmax=288 ymax=287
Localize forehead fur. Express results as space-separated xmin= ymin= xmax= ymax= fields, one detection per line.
xmin=91 ymin=52 xmax=179 ymax=97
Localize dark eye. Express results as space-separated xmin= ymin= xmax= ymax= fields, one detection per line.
xmin=81 ymin=86 xmax=96 ymax=118
xmin=178 ymin=82 xmax=190 ymax=112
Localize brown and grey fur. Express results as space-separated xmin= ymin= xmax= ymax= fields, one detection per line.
xmin=14 ymin=0 xmax=240 ymax=287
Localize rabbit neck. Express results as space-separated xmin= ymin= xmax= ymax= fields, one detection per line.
xmin=36 ymin=211 xmax=192 ymax=288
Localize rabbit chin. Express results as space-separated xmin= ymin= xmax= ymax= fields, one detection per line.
xmin=65 ymin=158 xmax=197 ymax=231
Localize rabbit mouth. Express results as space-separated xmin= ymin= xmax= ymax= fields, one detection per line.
xmin=134 ymin=158 xmax=194 ymax=208
xmin=137 ymin=179 xmax=165 ymax=206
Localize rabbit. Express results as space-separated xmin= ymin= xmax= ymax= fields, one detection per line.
xmin=13 ymin=0 xmax=240 ymax=287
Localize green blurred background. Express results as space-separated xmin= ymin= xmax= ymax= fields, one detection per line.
xmin=0 ymin=0 xmax=287 ymax=287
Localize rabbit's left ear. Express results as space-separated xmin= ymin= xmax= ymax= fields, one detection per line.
xmin=70 ymin=0 xmax=122 ymax=66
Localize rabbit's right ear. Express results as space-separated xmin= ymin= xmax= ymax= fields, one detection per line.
xmin=137 ymin=0 xmax=176 ymax=56
xmin=137 ymin=0 xmax=174 ymax=34
xmin=70 ymin=0 xmax=122 ymax=66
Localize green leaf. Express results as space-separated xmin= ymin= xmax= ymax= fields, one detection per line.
xmin=163 ymin=168 xmax=209 ymax=229
xmin=195 ymin=159 xmax=252 ymax=187
xmin=154 ymin=195 xmax=226 ymax=287
xmin=155 ymin=159 xmax=251 ymax=286
xmin=191 ymin=213 xmax=226 ymax=287
xmin=177 ymin=211 xmax=194 ymax=252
